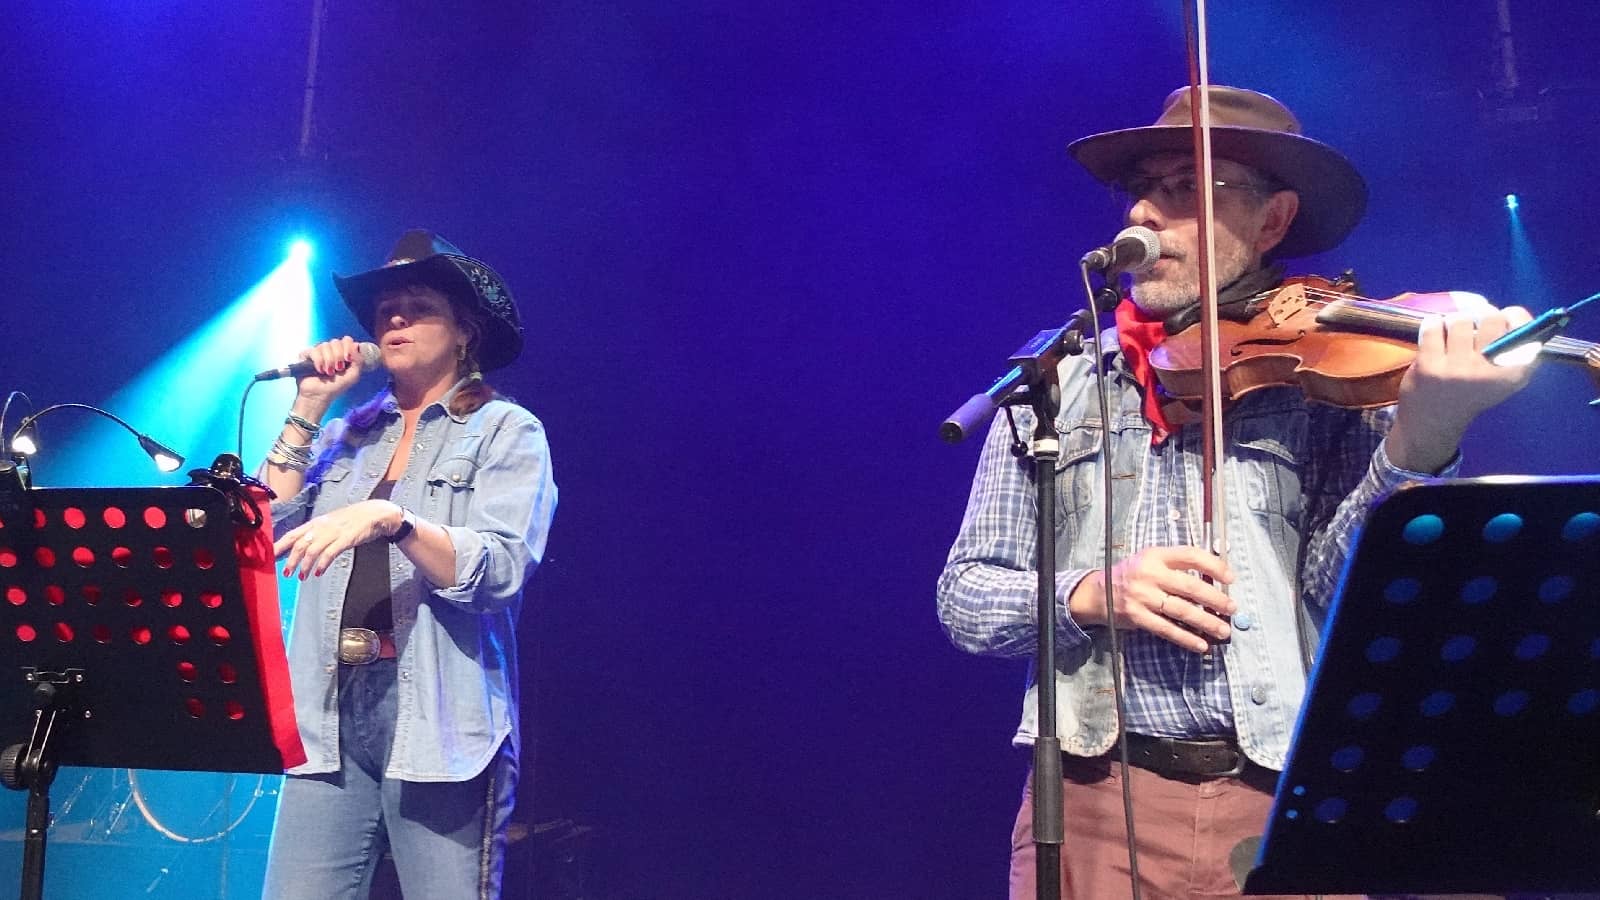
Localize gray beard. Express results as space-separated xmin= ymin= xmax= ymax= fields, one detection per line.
xmin=1130 ymin=239 xmax=1254 ymax=316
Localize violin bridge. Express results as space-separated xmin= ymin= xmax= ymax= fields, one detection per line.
xmin=1265 ymin=284 xmax=1310 ymax=328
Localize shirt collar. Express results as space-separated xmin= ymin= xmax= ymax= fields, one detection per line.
xmin=377 ymin=377 xmax=476 ymax=424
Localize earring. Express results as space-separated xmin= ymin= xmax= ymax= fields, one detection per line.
xmin=456 ymin=344 xmax=468 ymax=360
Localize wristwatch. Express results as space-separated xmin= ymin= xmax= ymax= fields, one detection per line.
xmin=387 ymin=508 xmax=417 ymax=544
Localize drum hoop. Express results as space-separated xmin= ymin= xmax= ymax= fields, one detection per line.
xmin=125 ymin=769 xmax=266 ymax=844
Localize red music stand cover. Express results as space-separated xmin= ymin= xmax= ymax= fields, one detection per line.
xmin=0 ymin=484 xmax=304 ymax=773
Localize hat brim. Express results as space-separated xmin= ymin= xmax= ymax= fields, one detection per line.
xmin=1068 ymin=125 xmax=1367 ymax=258
xmin=333 ymin=255 xmax=523 ymax=372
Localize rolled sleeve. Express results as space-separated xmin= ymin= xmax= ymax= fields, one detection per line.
xmin=262 ymin=419 xmax=349 ymax=541
xmin=936 ymin=411 xmax=1094 ymax=658
xmin=267 ymin=484 xmax=317 ymax=541
xmin=1300 ymin=405 xmax=1461 ymax=611
xmin=430 ymin=413 xmax=558 ymax=613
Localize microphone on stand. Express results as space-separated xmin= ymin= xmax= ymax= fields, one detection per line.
xmin=1081 ymin=225 xmax=1162 ymax=274
xmin=253 ymin=342 xmax=384 ymax=382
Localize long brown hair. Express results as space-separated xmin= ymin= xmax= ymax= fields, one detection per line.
xmin=447 ymin=306 xmax=498 ymax=417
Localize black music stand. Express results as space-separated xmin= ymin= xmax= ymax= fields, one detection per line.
xmin=1241 ymin=475 xmax=1600 ymax=896
xmin=0 ymin=481 xmax=298 ymax=900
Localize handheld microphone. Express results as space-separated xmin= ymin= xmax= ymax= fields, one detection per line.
xmin=1080 ymin=226 xmax=1161 ymax=274
xmin=253 ymin=342 xmax=384 ymax=382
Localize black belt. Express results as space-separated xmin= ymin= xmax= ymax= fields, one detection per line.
xmin=1120 ymin=733 xmax=1250 ymax=779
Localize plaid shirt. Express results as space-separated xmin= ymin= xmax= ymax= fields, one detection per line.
xmin=936 ymin=338 xmax=1454 ymax=761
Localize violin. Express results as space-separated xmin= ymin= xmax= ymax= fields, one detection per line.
xmin=1148 ymin=273 xmax=1600 ymax=414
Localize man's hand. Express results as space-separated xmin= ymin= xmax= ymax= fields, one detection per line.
xmin=1068 ymin=546 xmax=1236 ymax=653
xmin=1387 ymin=304 xmax=1539 ymax=474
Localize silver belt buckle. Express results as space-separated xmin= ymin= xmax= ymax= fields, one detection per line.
xmin=338 ymin=627 xmax=381 ymax=665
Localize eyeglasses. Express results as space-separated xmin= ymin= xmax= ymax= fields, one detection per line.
xmin=1113 ymin=172 xmax=1279 ymax=215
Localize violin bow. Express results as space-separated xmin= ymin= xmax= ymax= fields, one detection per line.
xmin=1183 ymin=0 xmax=1231 ymax=650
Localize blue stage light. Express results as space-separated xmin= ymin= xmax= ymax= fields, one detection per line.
xmin=288 ymin=238 xmax=314 ymax=264
xmin=42 ymin=256 xmax=317 ymax=486
xmin=1504 ymin=194 xmax=1519 ymax=211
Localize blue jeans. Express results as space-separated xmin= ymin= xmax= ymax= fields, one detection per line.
xmin=261 ymin=660 xmax=517 ymax=900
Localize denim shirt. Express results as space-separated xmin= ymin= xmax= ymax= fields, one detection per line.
xmin=269 ymin=383 xmax=557 ymax=781
xmin=936 ymin=330 xmax=1454 ymax=770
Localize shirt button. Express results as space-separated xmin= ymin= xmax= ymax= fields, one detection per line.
xmin=1233 ymin=613 xmax=1253 ymax=631
xmin=1251 ymin=686 xmax=1269 ymax=705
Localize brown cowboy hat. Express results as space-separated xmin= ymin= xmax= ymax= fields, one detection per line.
xmin=333 ymin=229 xmax=524 ymax=372
xmin=1068 ymin=86 xmax=1367 ymax=258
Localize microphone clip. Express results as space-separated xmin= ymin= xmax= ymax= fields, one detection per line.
xmin=1007 ymin=309 xmax=1100 ymax=384
xmin=188 ymin=453 xmax=275 ymax=529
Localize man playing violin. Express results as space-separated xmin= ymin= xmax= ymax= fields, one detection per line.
xmin=936 ymin=86 xmax=1536 ymax=899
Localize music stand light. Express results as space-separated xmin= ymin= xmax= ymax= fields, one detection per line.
xmin=8 ymin=403 xmax=184 ymax=474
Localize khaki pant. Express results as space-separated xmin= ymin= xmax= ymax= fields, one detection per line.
xmin=1006 ymin=753 xmax=1495 ymax=900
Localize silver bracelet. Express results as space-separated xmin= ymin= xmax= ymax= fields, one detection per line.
xmin=284 ymin=412 xmax=323 ymax=439
xmin=269 ymin=436 xmax=314 ymax=470
xmin=266 ymin=451 xmax=310 ymax=472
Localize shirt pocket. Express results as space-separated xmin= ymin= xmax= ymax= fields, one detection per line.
xmin=1231 ymin=411 xmax=1306 ymax=523
xmin=311 ymin=460 xmax=354 ymax=516
xmin=1053 ymin=423 xmax=1105 ymax=521
xmin=424 ymin=455 xmax=480 ymax=520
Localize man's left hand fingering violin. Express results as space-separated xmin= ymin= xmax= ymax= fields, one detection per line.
xmin=1148 ymin=274 xmax=1600 ymax=414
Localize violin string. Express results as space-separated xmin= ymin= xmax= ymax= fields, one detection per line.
xmin=1292 ymin=288 xmax=1595 ymax=354
xmin=1240 ymin=285 xmax=1598 ymax=356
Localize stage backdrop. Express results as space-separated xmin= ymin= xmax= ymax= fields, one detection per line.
xmin=3 ymin=2 xmax=1598 ymax=898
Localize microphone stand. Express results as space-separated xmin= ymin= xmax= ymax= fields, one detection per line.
xmin=940 ymin=311 xmax=1100 ymax=900
xmin=1021 ymin=377 xmax=1066 ymax=900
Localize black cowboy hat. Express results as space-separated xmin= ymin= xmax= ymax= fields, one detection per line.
xmin=1068 ymin=86 xmax=1367 ymax=258
xmin=333 ymin=230 xmax=524 ymax=372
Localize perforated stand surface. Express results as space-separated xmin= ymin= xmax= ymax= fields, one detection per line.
xmin=0 ymin=485 xmax=283 ymax=774
xmin=1245 ymin=476 xmax=1600 ymax=896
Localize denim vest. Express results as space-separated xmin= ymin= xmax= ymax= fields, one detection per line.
xmin=269 ymin=386 xmax=557 ymax=781
xmin=1013 ymin=337 xmax=1331 ymax=770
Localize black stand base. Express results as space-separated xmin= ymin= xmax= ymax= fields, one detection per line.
xmin=2 ymin=679 xmax=76 ymax=900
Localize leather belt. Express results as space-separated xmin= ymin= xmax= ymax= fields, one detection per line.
xmin=338 ymin=627 xmax=397 ymax=665
xmin=1121 ymin=733 xmax=1250 ymax=779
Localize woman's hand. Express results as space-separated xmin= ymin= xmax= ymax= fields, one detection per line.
xmin=292 ymin=336 xmax=372 ymax=405
xmin=274 ymin=499 xmax=403 ymax=580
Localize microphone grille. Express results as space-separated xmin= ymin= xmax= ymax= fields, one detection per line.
xmin=1114 ymin=225 xmax=1161 ymax=273
xmin=357 ymin=342 xmax=385 ymax=370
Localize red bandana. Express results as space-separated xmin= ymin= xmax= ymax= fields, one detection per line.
xmin=1114 ymin=298 xmax=1179 ymax=446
